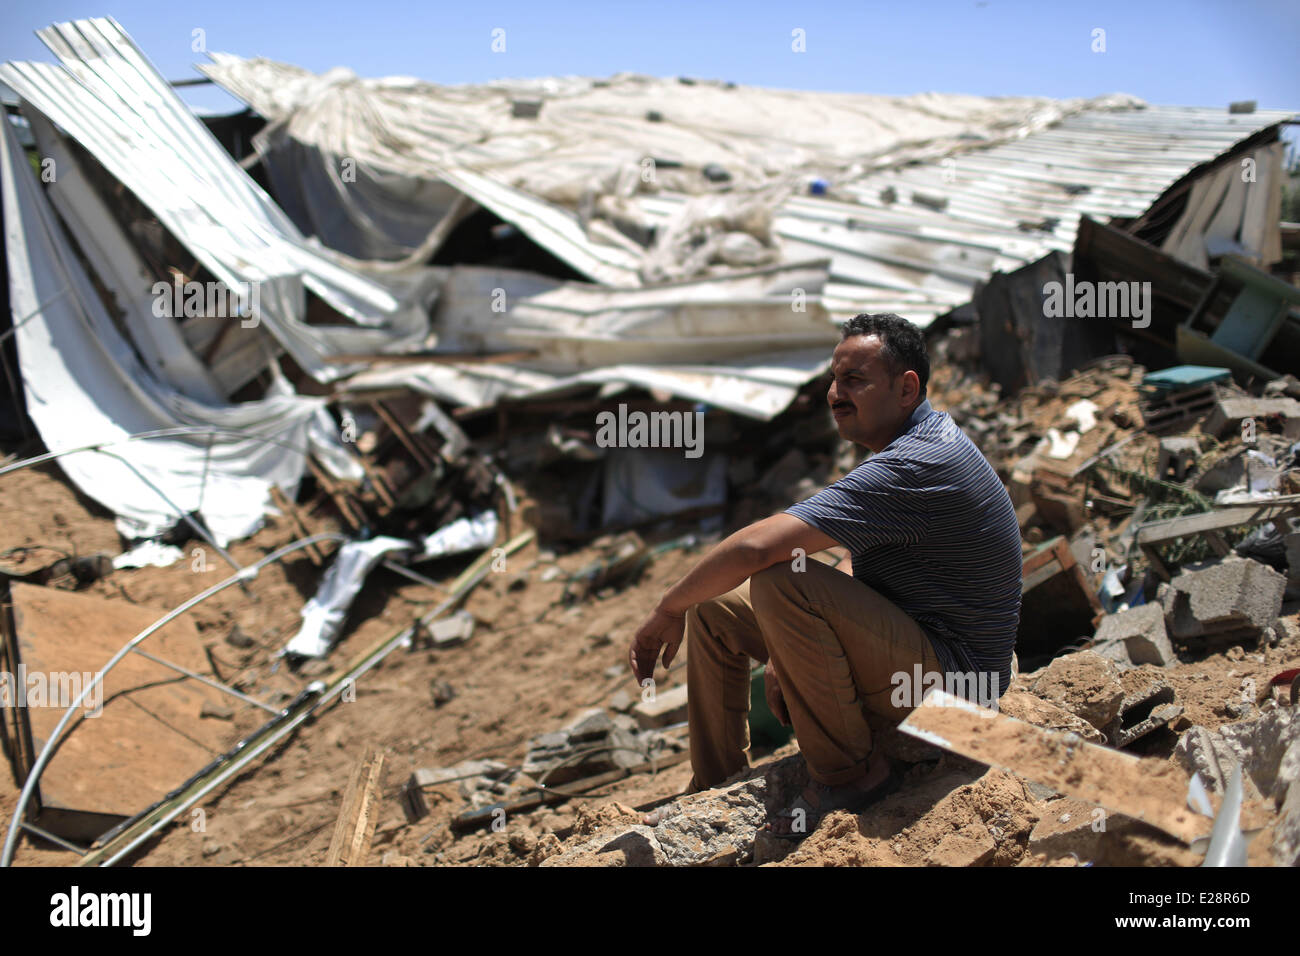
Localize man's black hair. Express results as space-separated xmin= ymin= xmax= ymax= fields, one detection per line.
xmin=839 ymin=312 xmax=929 ymax=397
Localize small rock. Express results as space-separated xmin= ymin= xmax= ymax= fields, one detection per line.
xmin=431 ymin=679 xmax=455 ymax=707
xmin=199 ymin=700 xmax=234 ymax=721
xmin=225 ymin=625 xmax=255 ymax=649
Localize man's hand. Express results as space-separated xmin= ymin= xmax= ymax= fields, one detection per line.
xmin=628 ymin=605 xmax=685 ymax=684
xmin=764 ymin=662 xmax=790 ymax=726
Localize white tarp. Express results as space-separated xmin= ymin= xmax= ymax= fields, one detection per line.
xmin=0 ymin=106 xmax=345 ymax=544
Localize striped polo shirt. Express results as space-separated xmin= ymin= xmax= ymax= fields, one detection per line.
xmin=785 ymin=398 xmax=1022 ymax=697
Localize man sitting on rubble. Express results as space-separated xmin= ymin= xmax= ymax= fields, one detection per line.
xmin=627 ymin=313 xmax=1022 ymax=838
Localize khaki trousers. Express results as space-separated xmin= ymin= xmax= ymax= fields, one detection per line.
xmin=685 ymin=558 xmax=942 ymax=790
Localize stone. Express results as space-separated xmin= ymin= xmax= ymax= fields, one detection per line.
xmin=225 ymin=625 xmax=255 ymax=649
xmin=632 ymin=682 xmax=689 ymax=729
xmin=428 ymin=610 xmax=475 ymax=648
xmin=430 ymin=679 xmax=455 ymax=707
xmin=1162 ymin=558 xmax=1285 ymax=643
xmin=1093 ymin=603 xmax=1176 ymax=667
xmin=1031 ymin=651 xmax=1124 ymax=730
xmin=609 ymin=689 xmax=634 ymax=713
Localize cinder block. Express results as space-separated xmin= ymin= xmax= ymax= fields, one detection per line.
xmin=1203 ymin=397 xmax=1300 ymax=439
xmin=1093 ymin=603 xmax=1176 ymax=667
xmin=1163 ymin=558 xmax=1285 ymax=642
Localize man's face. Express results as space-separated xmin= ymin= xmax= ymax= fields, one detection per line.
xmin=827 ymin=334 xmax=920 ymax=452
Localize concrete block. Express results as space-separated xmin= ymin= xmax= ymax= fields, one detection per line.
xmin=1163 ymin=558 xmax=1285 ymax=642
xmin=1203 ymin=396 xmax=1300 ymax=439
xmin=632 ymin=682 xmax=689 ymax=729
xmin=1093 ymin=603 xmax=1176 ymax=667
xmin=1157 ymin=437 xmax=1200 ymax=482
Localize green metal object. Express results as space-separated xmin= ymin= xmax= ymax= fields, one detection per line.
xmin=1141 ymin=365 xmax=1231 ymax=393
xmin=748 ymin=665 xmax=794 ymax=748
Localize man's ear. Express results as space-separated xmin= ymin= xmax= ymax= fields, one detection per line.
xmin=898 ymin=369 xmax=921 ymax=406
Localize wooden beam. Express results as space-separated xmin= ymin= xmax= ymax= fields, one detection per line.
xmin=325 ymin=746 xmax=385 ymax=867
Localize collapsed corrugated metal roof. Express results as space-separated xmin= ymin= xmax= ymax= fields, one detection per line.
xmin=633 ymin=106 xmax=1297 ymax=324
xmin=199 ymin=49 xmax=1295 ymax=328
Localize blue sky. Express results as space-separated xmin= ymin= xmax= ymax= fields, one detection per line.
xmin=2 ymin=0 xmax=1297 ymax=114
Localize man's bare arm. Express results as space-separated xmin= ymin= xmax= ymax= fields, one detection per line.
xmin=659 ymin=513 xmax=842 ymax=615
xmin=628 ymin=514 xmax=841 ymax=681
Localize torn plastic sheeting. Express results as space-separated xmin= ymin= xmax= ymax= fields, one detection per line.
xmin=0 ymin=105 xmax=338 ymax=545
xmin=283 ymin=537 xmax=415 ymax=659
xmin=112 ymin=541 xmax=185 ymax=570
xmin=602 ymin=448 xmax=727 ymax=528
xmin=416 ymin=511 xmax=499 ymax=562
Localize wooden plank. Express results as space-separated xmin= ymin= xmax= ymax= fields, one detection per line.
xmin=325 ymin=746 xmax=385 ymax=867
xmin=268 ymin=486 xmax=325 ymax=566
xmin=899 ymin=690 xmax=1212 ymax=844
xmin=1135 ymin=500 xmax=1300 ymax=547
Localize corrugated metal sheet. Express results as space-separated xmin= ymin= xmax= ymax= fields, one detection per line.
xmin=0 ymin=17 xmax=435 ymax=383
xmin=631 ymin=104 xmax=1296 ymax=326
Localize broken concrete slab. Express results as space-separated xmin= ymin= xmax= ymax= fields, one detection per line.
xmin=1028 ymin=798 xmax=1134 ymax=860
xmin=1102 ymin=671 xmax=1183 ymax=748
xmin=1162 ymin=557 xmax=1286 ymax=644
xmin=1031 ymin=650 xmax=1125 ymax=730
xmin=1174 ymin=707 xmax=1298 ymax=815
xmin=1093 ymin=603 xmax=1176 ymax=667
xmin=540 ymin=774 xmax=769 ymax=867
xmin=996 ymin=688 xmax=1105 ymax=744
xmin=521 ymin=708 xmax=652 ymax=785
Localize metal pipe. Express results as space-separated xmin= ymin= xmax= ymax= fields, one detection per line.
xmin=18 ymin=821 xmax=87 ymax=856
xmin=0 ymin=425 xmax=314 ymax=479
xmin=127 ymin=646 xmax=278 ymax=715
xmin=1 ymin=532 xmax=349 ymax=867
xmin=99 ymin=449 xmax=247 ymax=586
